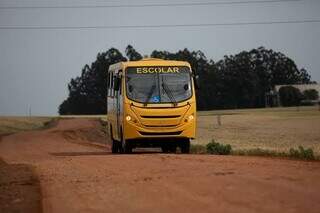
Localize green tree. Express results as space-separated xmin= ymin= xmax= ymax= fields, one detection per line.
xmin=59 ymin=46 xmax=313 ymax=114
xmin=303 ymin=89 xmax=319 ymax=100
xmin=279 ymin=86 xmax=303 ymax=106
xmin=125 ymin=45 xmax=143 ymax=61
xmin=59 ymin=48 xmax=127 ymax=114
xmin=214 ymin=47 xmax=311 ymax=108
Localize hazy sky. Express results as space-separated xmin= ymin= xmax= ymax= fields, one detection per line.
xmin=0 ymin=0 xmax=319 ymax=115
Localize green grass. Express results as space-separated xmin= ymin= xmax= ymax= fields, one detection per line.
xmin=233 ymin=147 xmax=317 ymax=160
xmin=206 ymin=140 xmax=232 ymax=155
xmin=190 ymin=143 xmax=319 ymax=161
xmin=231 ymin=148 xmax=285 ymax=157
xmin=190 ymin=144 xmax=207 ymax=154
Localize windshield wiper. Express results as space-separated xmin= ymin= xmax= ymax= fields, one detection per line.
xmin=161 ymin=77 xmax=177 ymax=107
xmin=144 ymin=84 xmax=156 ymax=106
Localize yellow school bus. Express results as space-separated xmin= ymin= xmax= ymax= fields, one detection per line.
xmin=107 ymin=58 xmax=198 ymax=154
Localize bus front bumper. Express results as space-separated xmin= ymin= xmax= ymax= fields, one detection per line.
xmin=124 ymin=119 xmax=196 ymax=140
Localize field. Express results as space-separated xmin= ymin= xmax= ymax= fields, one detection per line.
xmin=1 ymin=106 xmax=320 ymax=155
xmin=196 ymin=106 xmax=320 ymax=155
xmin=1 ymin=107 xmax=320 ymax=212
xmin=0 ymin=116 xmax=53 ymax=136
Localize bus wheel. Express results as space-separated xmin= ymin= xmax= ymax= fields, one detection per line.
xmin=111 ymin=140 xmax=121 ymax=154
xmin=180 ymin=139 xmax=190 ymax=154
xmin=110 ymin=127 xmax=120 ymax=154
xmin=123 ymin=141 xmax=132 ymax=154
xmin=121 ymin=134 xmax=132 ymax=154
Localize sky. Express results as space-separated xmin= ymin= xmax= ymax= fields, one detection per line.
xmin=0 ymin=0 xmax=319 ymax=116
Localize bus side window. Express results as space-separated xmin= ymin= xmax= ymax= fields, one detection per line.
xmin=113 ymin=75 xmax=117 ymax=97
xmin=119 ymin=76 xmax=122 ymax=95
xmin=110 ymin=72 xmax=114 ymax=97
xmin=107 ymin=72 xmax=111 ymax=97
xmin=119 ymin=70 xmax=122 ymax=95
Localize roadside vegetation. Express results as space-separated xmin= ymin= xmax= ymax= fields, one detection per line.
xmin=0 ymin=117 xmax=55 ymax=136
xmin=206 ymin=140 xmax=232 ymax=155
xmin=195 ymin=106 xmax=320 ymax=157
xmin=190 ymin=141 xmax=317 ymax=161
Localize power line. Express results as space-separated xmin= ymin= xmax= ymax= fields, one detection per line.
xmin=0 ymin=19 xmax=319 ymax=30
xmin=0 ymin=0 xmax=302 ymax=10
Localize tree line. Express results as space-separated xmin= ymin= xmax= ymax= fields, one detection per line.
xmin=279 ymin=86 xmax=319 ymax=107
xmin=59 ymin=45 xmax=313 ymax=114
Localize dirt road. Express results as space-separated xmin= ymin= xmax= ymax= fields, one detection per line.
xmin=1 ymin=119 xmax=320 ymax=213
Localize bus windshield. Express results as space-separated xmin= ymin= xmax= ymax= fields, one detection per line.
xmin=126 ymin=66 xmax=192 ymax=104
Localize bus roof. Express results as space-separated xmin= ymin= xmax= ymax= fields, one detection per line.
xmin=108 ymin=58 xmax=192 ymax=72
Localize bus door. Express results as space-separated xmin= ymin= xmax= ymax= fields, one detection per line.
xmin=115 ymin=71 xmax=122 ymax=138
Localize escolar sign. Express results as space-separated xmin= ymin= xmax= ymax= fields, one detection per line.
xmin=127 ymin=66 xmax=190 ymax=74
xmin=126 ymin=66 xmax=191 ymax=74
xmin=136 ymin=67 xmax=179 ymax=74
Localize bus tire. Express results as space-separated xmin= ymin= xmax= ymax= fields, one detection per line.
xmin=111 ymin=140 xmax=120 ymax=154
xmin=124 ymin=141 xmax=132 ymax=154
xmin=120 ymin=131 xmax=132 ymax=154
xmin=110 ymin=126 xmax=120 ymax=154
xmin=180 ymin=139 xmax=190 ymax=154
xmin=122 ymin=140 xmax=132 ymax=154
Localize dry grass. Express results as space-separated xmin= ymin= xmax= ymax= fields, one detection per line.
xmin=57 ymin=106 xmax=320 ymax=156
xmin=0 ymin=116 xmax=54 ymax=135
xmin=194 ymin=106 xmax=320 ymax=156
xmin=2 ymin=106 xmax=319 ymax=157
xmin=59 ymin=115 xmax=108 ymax=122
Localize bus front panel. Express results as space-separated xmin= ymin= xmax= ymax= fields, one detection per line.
xmin=122 ymin=65 xmax=196 ymax=140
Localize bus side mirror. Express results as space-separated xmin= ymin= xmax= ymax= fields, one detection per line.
xmin=194 ymin=75 xmax=200 ymax=89
xmin=114 ymin=77 xmax=121 ymax=91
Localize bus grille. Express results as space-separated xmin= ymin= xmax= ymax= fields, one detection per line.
xmin=140 ymin=115 xmax=180 ymax=119
xmin=139 ymin=131 xmax=182 ymax=136
xmin=143 ymin=124 xmax=177 ymax=128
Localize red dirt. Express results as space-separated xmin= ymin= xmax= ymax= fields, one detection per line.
xmin=1 ymin=118 xmax=320 ymax=213
xmin=0 ymin=159 xmax=42 ymax=213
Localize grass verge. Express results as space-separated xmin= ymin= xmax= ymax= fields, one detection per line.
xmin=0 ymin=117 xmax=57 ymax=136
xmin=190 ymin=143 xmax=319 ymax=161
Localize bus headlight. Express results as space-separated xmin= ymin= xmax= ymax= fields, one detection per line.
xmin=126 ymin=115 xmax=132 ymax=121
xmin=126 ymin=114 xmax=138 ymax=124
xmin=188 ymin=115 xmax=194 ymax=121
xmin=185 ymin=114 xmax=194 ymax=122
